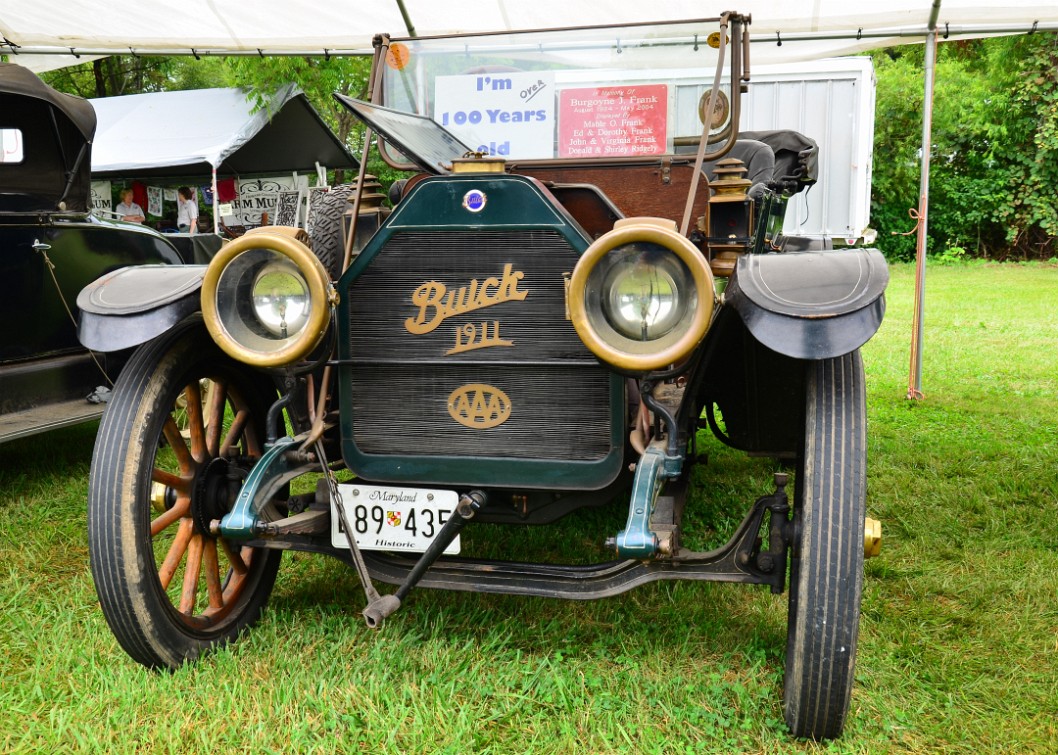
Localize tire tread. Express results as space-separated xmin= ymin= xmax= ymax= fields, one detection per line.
xmin=783 ymin=350 xmax=866 ymax=739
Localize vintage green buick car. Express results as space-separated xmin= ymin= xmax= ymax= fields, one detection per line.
xmin=78 ymin=14 xmax=886 ymax=739
xmin=0 ymin=63 xmax=180 ymax=442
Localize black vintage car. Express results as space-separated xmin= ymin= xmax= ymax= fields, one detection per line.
xmin=78 ymin=14 xmax=887 ymax=740
xmin=0 ymin=63 xmax=181 ymax=443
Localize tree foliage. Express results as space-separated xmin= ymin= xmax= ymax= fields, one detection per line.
xmin=216 ymin=55 xmax=404 ymax=187
xmin=221 ymin=55 xmax=370 ymax=183
xmin=871 ymin=33 xmax=1058 ymax=260
xmin=41 ymin=56 xmax=177 ymax=97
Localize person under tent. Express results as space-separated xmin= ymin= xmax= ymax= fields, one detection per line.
xmin=115 ymin=188 xmax=144 ymax=223
xmin=176 ymin=186 xmax=199 ymax=234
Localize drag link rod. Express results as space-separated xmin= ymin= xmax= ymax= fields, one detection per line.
xmin=363 ymin=490 xmax=486 ymax=628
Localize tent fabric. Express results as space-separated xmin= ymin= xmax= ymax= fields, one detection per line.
xmin=14 ymin=55 xmax=105 ymax=75
xmin=89 ymin=84 xmax=358 ymax=179
xmin=3 ymin=2 xmax=1058 ymax=67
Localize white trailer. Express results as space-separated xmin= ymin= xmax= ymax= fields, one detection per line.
xmin=438 ymin=56 xmax=877 ymax=244
xmin=592 ymin=57 xmax=877 ymax=244
xmin=739 ymin=58 xmax=876 ymax=244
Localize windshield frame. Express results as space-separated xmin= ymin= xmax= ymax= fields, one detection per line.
xmin=368 ymin=14 xmax=750 ymax=172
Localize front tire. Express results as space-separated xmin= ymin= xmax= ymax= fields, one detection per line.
xmin=783 ymin=350 xmax=867 ymax=739
xmin=88 ymin=320 xmax=282 ymax=669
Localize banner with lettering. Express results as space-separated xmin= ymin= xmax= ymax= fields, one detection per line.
xmin=558 ymin=84 xmax=668 ymax=158
xmin=434 ymin=72 xmax=555 ymax=159
xmin=90 ymin=180 xmax=112 ymax=214
xmin=231 ymin=176 xmax=308 ymax=226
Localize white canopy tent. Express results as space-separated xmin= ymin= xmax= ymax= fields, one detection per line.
xmin=2 ymin=2 xmax=1057 ymax=68
xmin=90 ymin=84 xmax=357 ymax=179
xmin=90 ymin=85 xmax=358 ymax=233
xmin=4 ymin=1 xmax=1057 ymax=397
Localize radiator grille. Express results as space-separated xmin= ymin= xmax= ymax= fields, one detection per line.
xmin=344 ymin=229 xmax=614 ymax=462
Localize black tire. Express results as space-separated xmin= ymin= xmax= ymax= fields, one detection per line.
xmin=307 ymin=183 xmax=356 ymax=279
xmin=88 ymin=319 xmax=282 ymax=669
xmin=783 ymin=350 xmax=867 ymax=739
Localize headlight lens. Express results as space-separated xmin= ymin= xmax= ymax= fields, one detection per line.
xmin=250 ymin=259 xmax=311 ymax=338
xmin=600 ymin=243 xmax=690 ymax=341
xmin=214 ymin=249 xmax=314 ymax=351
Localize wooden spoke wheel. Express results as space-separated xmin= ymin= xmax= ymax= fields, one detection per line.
xmin=88 ymin=319 xmax=282 ymax=669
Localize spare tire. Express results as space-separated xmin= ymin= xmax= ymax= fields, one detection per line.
xmin=307 ymin=183 xmax=356 ymax=279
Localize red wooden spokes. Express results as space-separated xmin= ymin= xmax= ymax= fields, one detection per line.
xmin=204 ymin=378 xmax=226 ymax=457
xmin=148 ymin=377 xmax=263 ymax=625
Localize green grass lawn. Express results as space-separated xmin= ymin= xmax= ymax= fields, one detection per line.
xmin=1 ymin=262 xmax=1056 ymax=753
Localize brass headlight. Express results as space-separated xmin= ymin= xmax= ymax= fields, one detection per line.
xmin=569 ymin=218 xmax=715 ymax=372
xmin=201 ymin=229 xmax=334 ymax=367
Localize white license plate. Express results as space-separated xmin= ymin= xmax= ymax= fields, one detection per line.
xmin=330 ymin=484 xmax=460 ymax=554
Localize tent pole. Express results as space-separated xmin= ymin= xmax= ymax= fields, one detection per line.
xmin=393 ymin=0 xmax=417 ymax=37
xmin=211 ymin=167 xmax=219 ymax=235
xmin=907 ymin=3 xmax=941 ymax=401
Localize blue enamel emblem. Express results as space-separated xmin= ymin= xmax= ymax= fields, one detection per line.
xmin=462 ymin=189 xmax=487 ymax=213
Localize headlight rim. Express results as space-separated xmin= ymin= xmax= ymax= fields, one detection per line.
xmin=569 ymin=218 xmax=715 ymax=373
xmin=201 ymin=231 xmax=332 ymax=368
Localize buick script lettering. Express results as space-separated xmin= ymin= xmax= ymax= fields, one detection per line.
xmin=404 ymin=263 xmax=528 ymax=335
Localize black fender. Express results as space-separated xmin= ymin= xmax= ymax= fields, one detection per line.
xmin=77 ymin=264 xmax=206 ymax=352
xmin=723 ymin=248 xmax=888 ymax=360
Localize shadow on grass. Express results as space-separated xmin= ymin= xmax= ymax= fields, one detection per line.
xmin=0 ymin=420 xmax=100 ymax=504
xmin=267 ymin=537 xmax=789 ymax=671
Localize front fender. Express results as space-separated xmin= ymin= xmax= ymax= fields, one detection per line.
xmin=77 ymin=264 xmax=206 ymax=352
xmin=724 ymin=248 xmax=888 ymax=359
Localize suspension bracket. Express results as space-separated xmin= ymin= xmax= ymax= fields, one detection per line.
xmin=614 ymin=440 xmax=684 ymax=559
xmin=737 ymin=472 xmax=792 ymax=594
xmin=213 ymin=435 xmax=317 ymax=539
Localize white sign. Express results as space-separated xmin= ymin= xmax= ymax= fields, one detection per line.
xmin=147 ymin=186 xmax=162 ymax=217
xmin=1 ymin=128 xmax=24 ymax=163
xmin=232 ymin=176 xmax=308 ymax=226
xmin=90 ymin=180 xmax=112 ymax=213
xmin=434 ymin=71 xmax=555 ymax=159
xmin=217 ymin=202 xmax=234 ymax=218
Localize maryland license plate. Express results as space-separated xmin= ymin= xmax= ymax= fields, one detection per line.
xmin=330 ymin=484 xmax=460 ymax=554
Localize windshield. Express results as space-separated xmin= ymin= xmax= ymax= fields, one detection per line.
xmin=378 ymin=19 xmax=738 ymax=162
